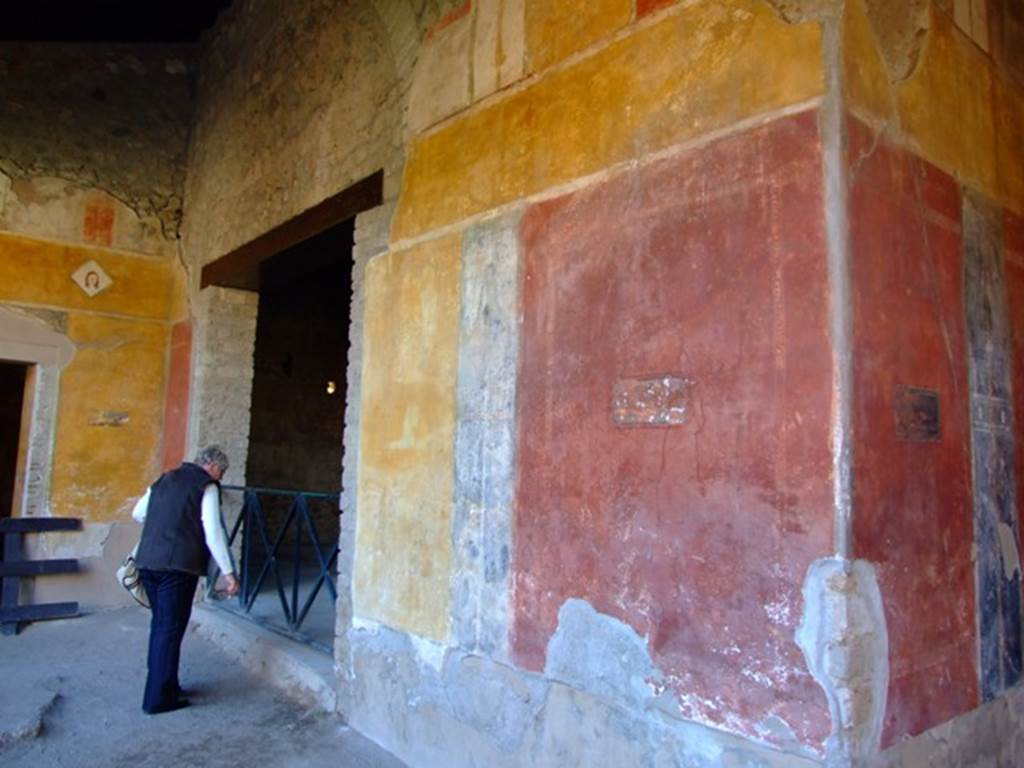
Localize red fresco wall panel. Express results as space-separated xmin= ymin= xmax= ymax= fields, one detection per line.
xmin=637 ymin=0 xmax=677 ymax=17
xmin=847 ymin=118 xmax=978 ymax=746
xmin=1006 ymin=208 xmax=1024 ymax=627
xmin=161 ymin=320 xmax=192 ymax=471
xmin=514 ymin=111 xmax=833 ymax=749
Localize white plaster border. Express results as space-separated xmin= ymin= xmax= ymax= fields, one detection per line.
xmin=0 ymin=305 xmax=74 ymax=520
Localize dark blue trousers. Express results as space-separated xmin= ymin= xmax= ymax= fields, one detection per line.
xmin=139 ymin=568 xmax=198 ymax=713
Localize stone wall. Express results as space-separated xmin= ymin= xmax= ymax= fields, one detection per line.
xmin=179 ymin=0 xmax=438 ymax=504
xmin=181 ymin=0 xmax=414 ymax=270
xmin=188 ymin=286 xmax=258 ymax=487
xmin=0 ymin=43 xmax=193 ymax=251
xmin=245 ymin=222 xmax=353 ymax=494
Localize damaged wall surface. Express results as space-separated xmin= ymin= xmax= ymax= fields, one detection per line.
xmin=0 ymin=43 xmax=194 ymax=248
xmin=514 ymin=111 xmax=833 ymax=750
xmin=342 ymin=0 xmax=1024 ymax=764
xmin=347 ymin=0 xmax=839 ymax=764
xmin=841 ymin=0 xmax=1024 ymax=759
xmin=0 ymin=42 xmax=193 ymax=607
xmin=0 ymin=232 xmax=178 ymax=608
xmin=181 ymin=0 xmax=412 ymax=269
xmin=848 ymin=119 xmax=978 ymax=744
xmin=3 ymin=0 xmax=1024 ymax=767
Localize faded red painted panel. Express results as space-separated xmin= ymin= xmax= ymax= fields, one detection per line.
xmin=1005 ymin=208 xmax=1024 ymax=625
xmin=514 ymin=111 xmax=833 ymax=749
xmin=161 ymin=320 xmax=192 ymax=471
xmin=847 ymin=117 xmax=978 ymax=746
xmin=425 ymin=0 xmax=471 ymax=42
xmin=637 ymin=0 xmax=677 ymax=17
xmin=83 ymin=197 xmax=115 ymax=247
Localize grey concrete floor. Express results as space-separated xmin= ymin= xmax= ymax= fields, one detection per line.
xmin=216 ymin=563 xmax=337 ymax=652
xmin=0 ymin=607 xmax=406 ymax=768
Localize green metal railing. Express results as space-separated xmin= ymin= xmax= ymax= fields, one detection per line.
xmin=206 ymin=485 xmax=340 ymax=649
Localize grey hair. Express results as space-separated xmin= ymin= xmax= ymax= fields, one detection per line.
xmin=194 ymin=445 xmax=229 ymax=473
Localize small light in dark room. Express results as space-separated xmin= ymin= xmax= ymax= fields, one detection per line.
xmin=325 ymin=380 xmax=337 ymax=395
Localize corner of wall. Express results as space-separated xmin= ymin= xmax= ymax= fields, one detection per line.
xmin=797 ymin=558 xmax=889 ymax=766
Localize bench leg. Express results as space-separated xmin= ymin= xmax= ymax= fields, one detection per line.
xmin=1 ymin=532 xmax=22 ymax=635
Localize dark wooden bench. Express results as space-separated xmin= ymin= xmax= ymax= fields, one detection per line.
xmin=1 ymin=517 xmax=81 ymax=635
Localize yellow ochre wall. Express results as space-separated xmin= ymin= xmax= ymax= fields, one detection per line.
xmin=355 ymin=234 xmax=461 ymax=641
xmin=393 ymin=0 xmax=823 ymax=241
xmin=355 ymin=0 xmax=826 ymax=641
xmin=844 ymin=0 xmax=1024 ymax=214
xmin=0 ymin=232 xmax=176 ymax=523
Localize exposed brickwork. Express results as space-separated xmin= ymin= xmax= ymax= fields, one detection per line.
xmin=183 ymin=0 xmax=409 ymax=269
xmin=188 ymin=286 xmax=258 ymax=488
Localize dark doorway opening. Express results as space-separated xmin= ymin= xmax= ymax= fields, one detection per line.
xmin=227 ymin=218 xmax=354 ymax=650
xmin=246 ymin=218 xmax=354 ymax=494
xmin=0 ymin=362 xmax=28 ymax=520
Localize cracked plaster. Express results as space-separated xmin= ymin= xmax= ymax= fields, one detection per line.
xmin=345 ymin=599 xmax=824 ymax=768
xmin=182 ymin=0 xmax=445 ymax=268
xmin=0 ymin=44 xmax=194 ymax=240
xmin=765 ymin=0 xmax=841 ymax=23
xmin=862 ymin=0 xmax=930 ymax=81
xmin=797 ymin=558 xmax=889 ymax=767
xmin=764 ymin=0 xmax=929 ymax=84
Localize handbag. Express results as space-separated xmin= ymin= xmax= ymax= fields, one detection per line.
xmin=116 ymin=545 xmax=150 ymax=609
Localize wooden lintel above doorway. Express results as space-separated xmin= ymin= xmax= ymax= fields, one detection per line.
xmin=200 ymin=170 xmax=384 ymax=291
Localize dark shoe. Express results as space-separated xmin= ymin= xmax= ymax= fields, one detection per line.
xmin=144 ymin=699 xmax=191 ymax=715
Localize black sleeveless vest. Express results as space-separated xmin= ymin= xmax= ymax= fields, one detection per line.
xmin=135 ymin=463 xmax=217 ymax=575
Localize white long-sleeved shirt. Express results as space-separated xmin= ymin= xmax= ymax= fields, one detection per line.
xmin=131 ymin=484 xmax=234 ymax=576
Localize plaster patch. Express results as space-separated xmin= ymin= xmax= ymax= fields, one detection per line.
xmin=765 ymin=0 xmax=839 ymax=24
xmin=863 ymin=0 xmax=930 ymax=81
xmin=18 ymin=308 xmax=67 ymax=335
xmin=441 ymin=654 xmax=550 ymax=753
xmin=0 ymin=170 xmax=10 ymax=214
xmin=997 ymin=522 xmax=1022 ymax=581
xmin=796 ymin=557 xmax=888 ymax=765
xmin=88 ymin=411 xmax=129 ymax=427
xmin=450 ymin=213 xmax=520 ymax=659
xmin=348 ymin=615 xmax=823 ymax=768
xmin=352 ymin=614 xmax=448 ymax=673
xmin=409 ymin=632 xmax=448 ymax=673
xmin=25 ymin=522 xmax=112 ymax=560
xmin=544 ymin=598 xmax=663 ymax=710
xmin=756 ymin=714 xmax=803 ymax=749
xmin=352 ymin=615 xmax=383 ymax=632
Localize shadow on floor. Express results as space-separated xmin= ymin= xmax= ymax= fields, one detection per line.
xmin=0 ymin=607 xmax=405 ymax=768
